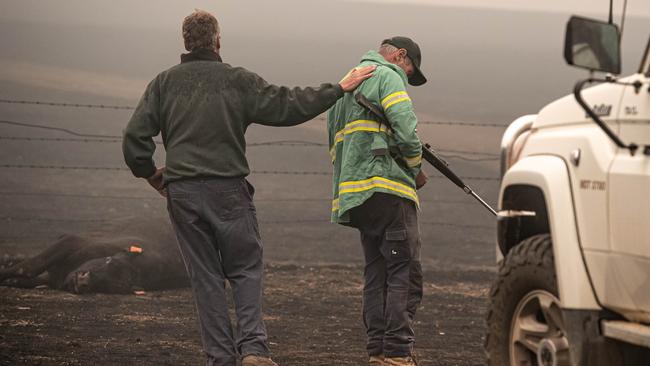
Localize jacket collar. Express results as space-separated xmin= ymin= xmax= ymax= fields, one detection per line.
xmin=360 ymin=50 xmax=408 ymax=86
xmin=180 ymin=48 xmax=223 ymax=63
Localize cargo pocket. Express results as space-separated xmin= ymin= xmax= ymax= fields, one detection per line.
xmin=369 ymin=135 xmax=389 ymax=177
xmin=383 ymin=228 xmax=410 ymax=262
xmin=370 ymin=134 xmax=389 ymax=157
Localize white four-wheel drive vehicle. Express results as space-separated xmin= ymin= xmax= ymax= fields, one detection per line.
xmin=485 ymin=11 xmax=650 ymax=366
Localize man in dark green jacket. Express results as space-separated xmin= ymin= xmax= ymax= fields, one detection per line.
xmin=122 ymin=10 xmax=373 ymax=366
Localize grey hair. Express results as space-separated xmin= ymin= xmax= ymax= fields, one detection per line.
xmin=379 ymin=42 xmax=412 ymax=65
xmin=378 ymin=43 xmax=399 ymax=55
xmin=182 ymin=9 xmax=220 ymax=52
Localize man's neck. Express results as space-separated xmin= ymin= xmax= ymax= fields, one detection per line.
xmin=181 ymin=48 xmax=222 ymax=63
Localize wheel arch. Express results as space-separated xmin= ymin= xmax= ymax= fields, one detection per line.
xmin=497 ymin=184 xmax=550 ymax=255
xmin=499 ymin=154 xmax=600 ymax=309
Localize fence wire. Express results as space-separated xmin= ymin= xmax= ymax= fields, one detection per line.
xmin=0 ymin=164 xmax=500 ymax=181
xmin=1 ymin=98 xmax=507 ymax=128
xmin=0 ymin=190 xmax=485 ymax=205
xmin=1 ymin=97 xmax=501 ymax=234
xmin=0 ymin=99 xmax=135 ymax=110
xmin=0 ymin=119 xmax=500 ymax=161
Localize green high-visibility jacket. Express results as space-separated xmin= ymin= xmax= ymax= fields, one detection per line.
xmin=328 ymin=50 xmax=422 ymax=224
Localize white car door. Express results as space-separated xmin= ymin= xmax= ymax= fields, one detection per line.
xmin=607 ymin=68 xmax=650 ymax=322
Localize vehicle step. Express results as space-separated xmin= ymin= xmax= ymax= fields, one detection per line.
xmin=602 ymin=320 xmax=650 ymax=348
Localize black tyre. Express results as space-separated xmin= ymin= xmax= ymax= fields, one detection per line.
xmin=486 ymin=234 xmax=650 ymax=366
xmin=485 ymin=234 xmax=571 ymax=366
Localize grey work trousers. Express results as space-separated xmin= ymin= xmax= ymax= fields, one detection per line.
xmin=166 ymin=177 xmax=269 ymax=366
xmin=350 ymin=192 xmax=424 ymax=358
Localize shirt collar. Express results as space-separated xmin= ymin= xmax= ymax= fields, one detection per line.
xmin=180 ymin=48 xmax=223 ymax=63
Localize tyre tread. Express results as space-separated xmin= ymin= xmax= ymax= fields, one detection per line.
xmin=485 ymin=234 xmax=554 ymax=366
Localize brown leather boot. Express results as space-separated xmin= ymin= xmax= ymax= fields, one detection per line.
xmin=383 ymin=356 xmax=418 ymax=366
xmin=242 ymin=355 xmax=279 ymax=366
xmin=369 ymin=355 xmax=385 ymax=365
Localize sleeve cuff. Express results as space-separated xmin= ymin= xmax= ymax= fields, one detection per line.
xmin=332 ymin=83 xmax=344 ymax=98
xmin=133 ymin=163 xmax=156 ymax=179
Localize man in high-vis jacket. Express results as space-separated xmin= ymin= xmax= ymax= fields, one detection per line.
xmin=327 ymin=37 xmax=428 ymax=366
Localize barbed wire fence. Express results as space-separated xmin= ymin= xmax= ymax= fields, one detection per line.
xmin=0 ymin=119 xmax=500 ymax=160
xmin=0 ymin=98 xmax=503 ymax=230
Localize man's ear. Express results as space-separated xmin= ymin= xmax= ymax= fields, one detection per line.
xmin=216 ymin=35 xmax=221 ymax=51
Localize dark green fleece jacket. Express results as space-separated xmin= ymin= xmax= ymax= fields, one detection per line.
xmin=122 ymin=48 xmax=344 ymax=183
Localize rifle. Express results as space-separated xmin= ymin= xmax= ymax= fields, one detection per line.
xmin=354 ymin=92 xmax=497 ymax=216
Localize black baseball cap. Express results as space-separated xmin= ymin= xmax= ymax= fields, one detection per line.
xmin=381 ymin=36 xmax=427 ymax=86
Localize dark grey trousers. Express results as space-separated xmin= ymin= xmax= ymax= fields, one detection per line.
xmin=166 ymin=177 xmax=269 ymax=366
xmin=350 ymin=192 xmax=424 ymax=358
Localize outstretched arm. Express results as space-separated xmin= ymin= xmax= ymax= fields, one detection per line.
xmin=243 ymin=66 xmax=375 ymax=126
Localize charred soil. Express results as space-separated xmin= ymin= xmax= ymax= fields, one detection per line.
xmin=0 ymin=264 xmax=490 ymax=366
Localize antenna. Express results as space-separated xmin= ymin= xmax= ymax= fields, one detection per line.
xmin=620 ymin=0 xmax=628 ymax=40
xmin=608 ymin=0 xmax=614 ymax=24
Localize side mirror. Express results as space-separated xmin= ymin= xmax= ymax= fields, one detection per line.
xmin=564 ymin=16 xmax=621 ymax=74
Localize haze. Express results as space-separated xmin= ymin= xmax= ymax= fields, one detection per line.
xmin=1 ymin=0 xmax=648 ymax=124
xmin=0 ymin=0 xmax=649 ymax=270
xmin=345 ymin=0 xmax=650 ymax=17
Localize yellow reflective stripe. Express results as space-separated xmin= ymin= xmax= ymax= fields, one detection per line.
xmin=340 ymin=176 xmax=412 ymax=191
xmin=381 ymin=91 xmax=410 ymax=110
xmin=334 ymin=120 xmax=386 ymax=139
xmin=381 ymin=91 xmax=408 ymax=106
xmin=346 ymin=119 xmax=383 ymax=129
xmin=330 ymin=120 xmax=391 ymax=162
xmin=339 ymin=176 xmax=418 ymax=203
xmin=333 ymin=130 xmax=345 ymax=144
xmin=331 ymin=198 xmax=339 ymax=212
xmin=346 ymin=126 xmax=389 ymax=134
xmin=340 ymin=183 xmax=418 ymax=203
xmin=404 ymin=154 xmax=422 ymax=168
xmin=384 ymin=97 xmax=411 ymax=110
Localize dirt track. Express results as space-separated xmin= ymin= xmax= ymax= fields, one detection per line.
xmin=0 ymin=264 xmax=492 ymax=366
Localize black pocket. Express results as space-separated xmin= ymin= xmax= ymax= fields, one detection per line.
xmin=385 ymin=229 xmax=407 ymax=241
xmin=383 ymin=228 xmax=410 ymax=261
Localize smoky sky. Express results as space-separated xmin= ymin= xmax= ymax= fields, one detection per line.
xmin=0 ymin=0 xmax=648 ymax=123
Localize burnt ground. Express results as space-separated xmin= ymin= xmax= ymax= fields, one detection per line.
xmin=0 ymin=264 xmax=492 ymax=366
xmin=0 ymin=79 xmax=502 ymax=365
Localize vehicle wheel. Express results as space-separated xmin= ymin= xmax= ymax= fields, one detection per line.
xmin=485 ymin=234 xmax=571 ymax=366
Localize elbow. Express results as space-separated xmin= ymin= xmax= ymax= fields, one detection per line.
xmin=122 ymin=148 xmax=139 ymax=176
xmin=122 ymin=138 xmax=154 ymax=178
